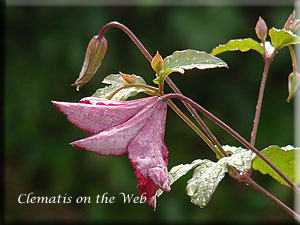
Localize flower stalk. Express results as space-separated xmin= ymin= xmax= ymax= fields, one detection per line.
xmin=98 ymin=22 xmax=153 ymax=62
xmin=241 ymin=173 xmax=300 ymax=221
xmin=289 ymin=45 xmax=297 ymax=72
xmin=162 ymin=93 xmax=300 ymax=196
xmin=250 ymin=58 xmax=272 ymax=146
xmin=165 ymin=99 xmax=224 ymax=158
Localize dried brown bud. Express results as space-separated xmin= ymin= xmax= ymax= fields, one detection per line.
xmin=72 ymin=35 xmax=107 ymax=90
xmin=255 ymin=17 xmax=268 ymax=41
xmin=284 ymin=10 xmax=300 ymax=33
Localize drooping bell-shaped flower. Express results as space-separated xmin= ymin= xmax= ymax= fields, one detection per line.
xmin=52 ymin=96 xmax=170 ymax=209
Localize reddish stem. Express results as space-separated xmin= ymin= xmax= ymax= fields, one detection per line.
xmin=162 ymin=93 xmax=300 ymax=196
xmin=250 ymin=58 xmax=272 ymax=146
xmin=241 ymin=174 xmax=300 ymax=221
xmin=98 ymin=22 xmax=153 ymax=62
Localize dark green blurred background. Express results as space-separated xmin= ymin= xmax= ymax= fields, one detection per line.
xmin=5 ymin=5 xmax=297 ymax=223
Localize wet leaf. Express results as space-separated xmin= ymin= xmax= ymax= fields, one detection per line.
xmin=156 ymin=49 xmax=227 ymax=84
xmin=186 ymin=159 xmax=227 ymax=208
xmin=157 ymin=159 xmax=203 ymax=197
xmin=222 ymin=145 xmax=254 ymax=172
xmin=93 ymin=73 xmax=148 ymax=101
xmin=252 ymin=145 xmax=300 ymax=186
xmin=211 ymin=38 xmax=264 ymax=56
xmin=269 ymin=28 xmax=300 ymax=50
xmin=158 ymin=146 xmax=255 ymax=204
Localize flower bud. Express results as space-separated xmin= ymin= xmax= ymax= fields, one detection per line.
xmin=255 ymin=17 xmax=268 ymax=41
xmin=72 ymin=35 xmax=107 ymax=90
xmin=286 ymin=71 xmax=300 ymax=102
xmin=284 ymin=10 xmax=300 ymax=33
xmin=151 ymin=51 xmax=164 ymax=75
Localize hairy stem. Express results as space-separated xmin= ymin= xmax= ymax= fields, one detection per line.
xmin=250 ymin=58 xmax=272 ymax=146
xmin=162 ymin=93 xmax=300 ymax=196
xmin=241 ymin=174 xmax=300 ymax=221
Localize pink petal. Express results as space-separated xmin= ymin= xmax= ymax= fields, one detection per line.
xmin=128 ymin=100 xmax=170 ymax=208
xmin=133 ymin=163 xmax=159 ymax=209
xmin=52 ymin=96 xmax=158 ymax=135
xmin=70 ymin=97 xmax=163 ymax=156
xmin=53 ymin=95 xmax=170 ymax=210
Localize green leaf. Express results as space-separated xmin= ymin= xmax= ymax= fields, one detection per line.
xmin=252 ymin=145 xmax=300 ymax=186
xmin=211 ymin=38 xmax=264 ymax=56
xmin=157 ymin=159 xmax=203 ymax=197
xmin=158 ymin=49 xmax=227 ymax=82
xmin=186 ymin=158 xmax=228 ymax=208
xmin=157 ymin=146 xmax=254 ymax=204
xmin=269 ymin=28 xmax=300 ymax=50
xmin=92 ymin=73 xmax=148 ymax=101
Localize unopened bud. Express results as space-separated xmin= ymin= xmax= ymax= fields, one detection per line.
xmin=284 ymin=10 xmax=300 ymax=33
xmin=72 ymin=35 xmax=107 ymax=90
xmin=287 ymin=71 xmax=300 ymax=102
xmin=255 ymin=17 xmax=268 ymax=41
xmin=151 ymin=51 xmax=164 ymax=75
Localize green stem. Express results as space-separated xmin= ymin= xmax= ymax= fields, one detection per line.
xmin=165 ymin=77 xmax=228 ymax=158
xmin=166 ymin=99 xmax=223 ymax=158
xmin=288 ymin=45 xmax=297 ymax=72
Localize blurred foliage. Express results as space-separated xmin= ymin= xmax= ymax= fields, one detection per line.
xmin=4 ymin=6 xmax=296 ymax=223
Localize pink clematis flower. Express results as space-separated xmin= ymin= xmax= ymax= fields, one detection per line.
xmin=52 ymin=96 xmax=170 ymax=209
